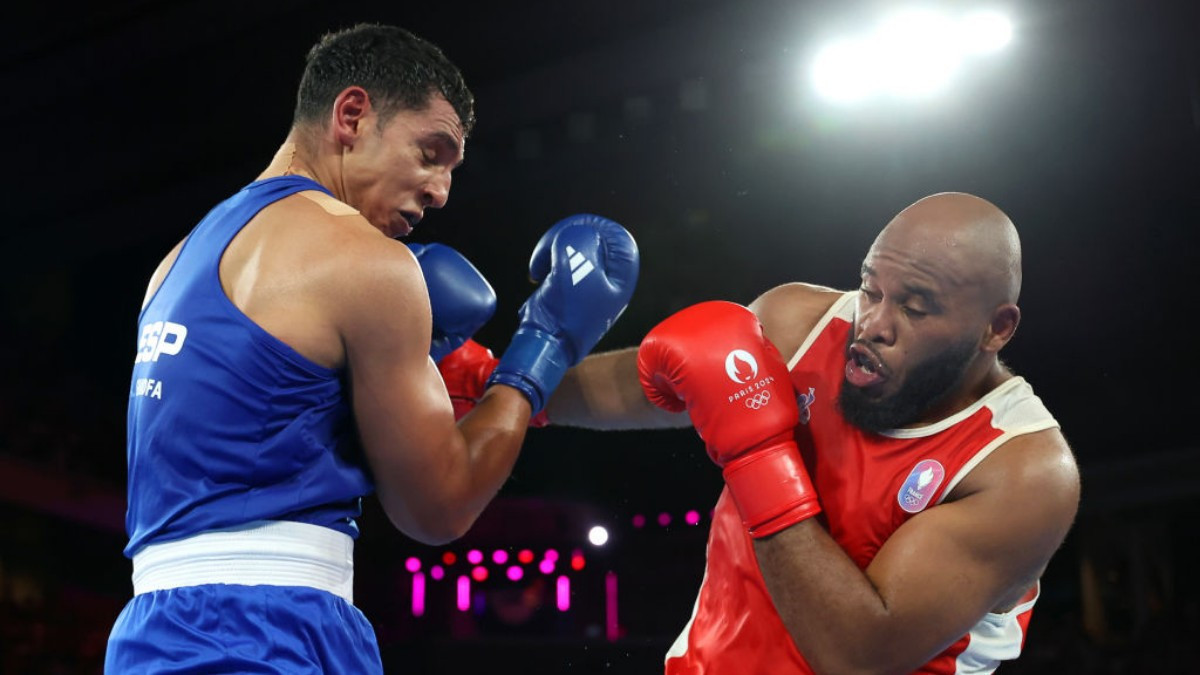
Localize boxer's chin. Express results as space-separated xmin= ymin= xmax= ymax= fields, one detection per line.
xmin=838 ymin=382 xmax=911 ymax=433
xmin=837 ymin=338 xmax=977 ymax=434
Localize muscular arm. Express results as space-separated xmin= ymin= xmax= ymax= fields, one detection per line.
xmin=545 ymin=283 xmax=841 ymax=431
xmin=334 ymin=238 xmax=533 ymax=545
xmin=753 ymin=430 xmax=1080 ymax=675
xmin=545 ymin=347 xmax=686 ymax=429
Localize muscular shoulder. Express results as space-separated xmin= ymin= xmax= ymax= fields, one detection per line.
xmin=251 ymin=191 xmax=428 ymax=349
xmin=748 ymin=282 xmax=845 ymax=362
xmin=271 ymin=190 xmax=410 ymax=281
xmin=301 ymin=215 xmax=425 ymax=338
xmin=955 ymin=427 xmax=1080 ymax=543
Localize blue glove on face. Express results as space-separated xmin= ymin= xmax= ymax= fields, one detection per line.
xmin=409 ymin=243 xmax=498 ymax=363
xmin=487 ymin=214 xmax=640 ymax=413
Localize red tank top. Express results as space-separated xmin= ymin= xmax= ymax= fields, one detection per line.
xmin=665 ymin=292 xmax=1057 ymax=674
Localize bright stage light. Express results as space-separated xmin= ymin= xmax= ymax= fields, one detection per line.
xmin=875 ymin=10 xmax=960 ymax=98
xmin=588 ymin=525 xmax=609 ymax=546
xmin=812 ymin=39 xmax=877 ymax=104
xmin=959 ymin=10 xmax=1013 ymax=54
xmin=810 ymin=7 xmax=1012 ymax=104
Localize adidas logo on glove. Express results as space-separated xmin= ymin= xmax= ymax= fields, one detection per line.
xmin=566 ymin=245 xmax=594 ymax=285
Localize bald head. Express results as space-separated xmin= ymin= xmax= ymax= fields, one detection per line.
xmin=873 ymin=192 xmax=1022 ymax=307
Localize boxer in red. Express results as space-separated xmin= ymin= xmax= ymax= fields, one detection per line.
xmin=503 ymin=192 xmax=1080 ymax=674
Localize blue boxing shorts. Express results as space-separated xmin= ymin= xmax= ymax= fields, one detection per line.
xmin=105 ymin=521 xmax=382 ymax=674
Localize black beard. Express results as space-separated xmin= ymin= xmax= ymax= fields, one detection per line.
xmin=837 ymin=337 xmax=978 ymax=434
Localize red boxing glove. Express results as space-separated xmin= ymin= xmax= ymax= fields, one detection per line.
xmin=637 ymin=301 xmax=820 ymax=537
xmin=438 ymin=339 xmax=548 ymax=427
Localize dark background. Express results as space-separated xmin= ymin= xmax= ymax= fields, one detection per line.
xmin=1 ymin=0 xmax=1198 ymax=672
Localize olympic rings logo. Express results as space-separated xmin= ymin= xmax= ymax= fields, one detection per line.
xmin=745 ymin=391 xmax=772 ymax=410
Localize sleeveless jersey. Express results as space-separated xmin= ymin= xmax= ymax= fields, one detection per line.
xmin=124 ymin=175 xmax=372 ymax=557
xmin=665 ymin=291 xmax=1057 ymax=674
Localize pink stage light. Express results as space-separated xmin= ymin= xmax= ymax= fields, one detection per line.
xmin=658 ymin=512 xmax=672 ymax=527
xmin=430 ymin=565 xmax=445 ymax=581
xmin=685 ymin=510 xmax=701 ymax=525
xmin=544 ymin=548 xmax=559 ymax=563
xmin=493 ymin=549 xmax=509 ymax=565
xmin=539 ymin=559 xmax=556 ymax=575
xmin=404 ymin=556 xmax=421 ymax=573
xmin=471 ymin=566 xmax=489 ymax=582
xmin=632 ymin=513 xmax=646 ymax=528
xmin=605 ymin=571 xmax=619 ymax=641
xmin=456 ymin=576 xmax=470 ymax=611
xmin=466 ymin=549 xmax=483 ymax=565
xmin=507 ymin=565 xmax=524 ymax=581
xmin=556 ymin=575 xmax=571 ymax=611
xmin=411 ymin=572 xmax=426 ymax=617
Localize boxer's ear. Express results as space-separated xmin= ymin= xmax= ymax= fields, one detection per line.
xmin=981 ymin=303 xmax=1019 ymax=353
xmin=331 ymin=86 xmax=371 ymax=147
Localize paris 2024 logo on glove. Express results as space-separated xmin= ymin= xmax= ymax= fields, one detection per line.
xmin=724 ymin=349 xmax=774 ymax=410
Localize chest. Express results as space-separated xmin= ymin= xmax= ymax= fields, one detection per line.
xmin=787 ymin=339 xmax=1002 ymax=568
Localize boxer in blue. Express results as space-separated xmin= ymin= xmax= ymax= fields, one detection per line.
xmin=106 ymin=23 xmax=639 ymax=673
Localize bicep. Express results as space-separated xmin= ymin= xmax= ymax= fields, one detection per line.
xmin=337 ymin=250 xmax=465 ymax=527
xmin=864 ymin=432 xmax=1079 ymax=647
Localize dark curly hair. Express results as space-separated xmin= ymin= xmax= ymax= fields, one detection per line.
xmin=293 ymin=23 xmax=475 ymax=136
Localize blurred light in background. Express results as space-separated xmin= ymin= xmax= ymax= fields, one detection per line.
xmin=605 ymin=571 xmax=620 ymax=642
xmin=958 ymin=10 xmax=1014 ymax=54
xmin=588 ymin=525 xmax=610 ymax=546
xmin=411 ymin=572 xmax=426 ymax=617
xmin=457 ymin=575 xmax=471 ymax=612
xmin=556 ymin=575 xmax=571 ymax=611
xmin=811 ymin=7 xmax=1013 ymax=103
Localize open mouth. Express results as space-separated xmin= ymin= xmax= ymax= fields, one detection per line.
xmin=393 ymin=212 xmax=420 ymax=237
xmin=845 ymin=343 xmax=887 ymax=389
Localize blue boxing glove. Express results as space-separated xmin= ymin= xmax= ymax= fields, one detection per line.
xmin=409 ymin=243 xmax=498 ymax=363
xmin=487 ymin=214 xmax=640 ymax=413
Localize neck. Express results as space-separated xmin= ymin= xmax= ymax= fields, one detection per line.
xmin=907 ymin=358 xmax=1011 ymax=428
xmin=256 ymin=130 xmax=342 ymax=200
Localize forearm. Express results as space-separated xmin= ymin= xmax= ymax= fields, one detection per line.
xmin=374 ymin=385 xmax=530 ymax=545
xmin=753 ymin=521 xmax=928 ymax=675
xmin=446 ymin=385 xmax=533 ymax=529
xmin=546 ymin=347 xmax=689 ymax=430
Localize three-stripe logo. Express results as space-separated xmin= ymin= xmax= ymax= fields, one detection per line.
xmin=566 ymin=245 xmax=595 ymax=285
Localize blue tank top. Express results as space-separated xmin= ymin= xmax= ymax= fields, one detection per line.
xmin=124 ymin=175 xmax=372 ymax=556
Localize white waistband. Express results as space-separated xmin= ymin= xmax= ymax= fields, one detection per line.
xmin=132 ymin=520 xmax=355 ymax=604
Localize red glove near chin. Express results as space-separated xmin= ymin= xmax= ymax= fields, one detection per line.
xmin=438 ymin=339 xmax=549 ymax=428
xmin=637 ymin=301 xmax=820 ymax=537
